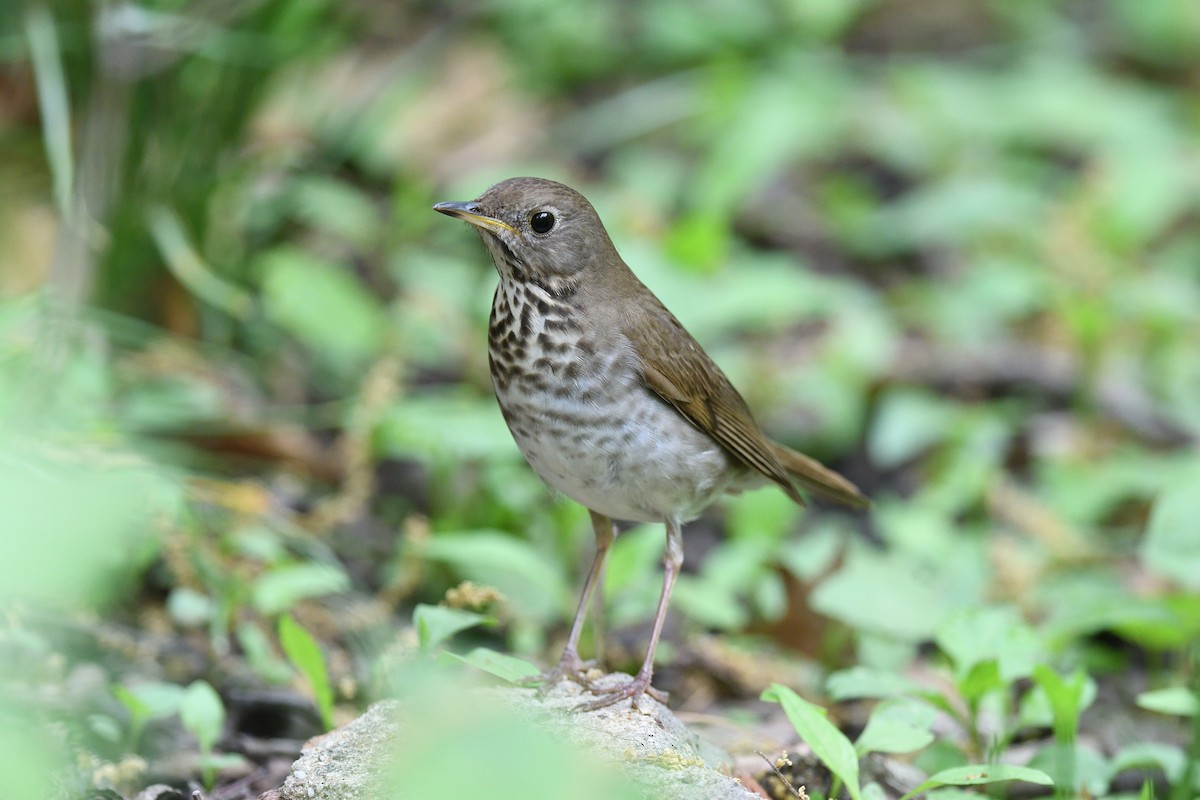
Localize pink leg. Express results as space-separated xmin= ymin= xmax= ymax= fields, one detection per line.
xmin=531 ymin=510 xmax=615 ymax=688
xmin=576 ymin=517 xmax=682 ymax=712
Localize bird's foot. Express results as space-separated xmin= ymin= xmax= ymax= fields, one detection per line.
xmin=521 ymin=651 xmax=604 ymax=693
xmin=573 ymin=671 xmax=668 ymax=712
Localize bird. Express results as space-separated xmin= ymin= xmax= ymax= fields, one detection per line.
xmin=434 ymin=177 xmax=868 ymax=710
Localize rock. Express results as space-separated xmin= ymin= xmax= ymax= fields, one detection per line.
xmin=259 ymin=674 xmax=760 ymax=800
xmin=487 ymin=674 xmax=760 ymax=800
xmin=262 ymin=701 xmax=401 ymax=800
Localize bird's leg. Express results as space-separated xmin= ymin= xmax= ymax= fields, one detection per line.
xmin=576 ymin=517 xmax=680 ymax=712
xmin=528 ymin=510 xmax=615 ymax=691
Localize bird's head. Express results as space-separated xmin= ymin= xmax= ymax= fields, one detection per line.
xmin=434 ymin=177 xmax=621 ymax=294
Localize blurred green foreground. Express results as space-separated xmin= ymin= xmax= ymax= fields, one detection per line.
xmin=1 ymin=1 xmax=1199 ymax=797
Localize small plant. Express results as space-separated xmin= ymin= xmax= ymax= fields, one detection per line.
xmin=279 ymin=614 xmax=335 ymax=731
xmin=179 ymin=680 xmax=227 ymax=790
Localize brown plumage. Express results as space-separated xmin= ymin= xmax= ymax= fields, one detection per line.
xmin=434 ymin=177 xmax=868 ymax=711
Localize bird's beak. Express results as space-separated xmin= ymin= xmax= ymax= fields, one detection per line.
xmin=433 ymin=201 xmax=517 ymax=235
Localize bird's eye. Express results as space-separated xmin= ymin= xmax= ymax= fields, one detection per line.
xmin=530 ymin=211 xmax=556 ymax=234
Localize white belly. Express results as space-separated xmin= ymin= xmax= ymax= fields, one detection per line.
xmin=495 ymin=366 xmax=737 ymax=524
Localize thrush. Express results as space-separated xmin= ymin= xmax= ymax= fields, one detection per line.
xmin=434 ymin=177 xmax=868 ymax=710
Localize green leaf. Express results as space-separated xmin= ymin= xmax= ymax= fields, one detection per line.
xmin=762 ymin=684 xmax=862 ymax=800
xmin=0 ymin=449 xmax=180 ymax=608
xmin=810 ymin=546 xmax=953 ymax=642
xmin=898 ymin=764 xmax=1054 ymax=800
xmin=420 ymin=531 xmax=572 ymax=618
xmin=855 ymin=699 xmax=936 ymax=755
xmin=179 ymin=680 xmax=225 ymax=753
xmin=447 ymin=648 xmax=541 ymax=682
xmin=166 ymin=587 xmax=214 ymax=627
xmin=1032 ymin=665 xmax=1087 ymax=742
xmin=672 ymin=575 xmax=748 ymax=630
xmin=934 ymin=606 xmax=1040 ymax=683
xmin=236 ymin=622 xmax=292 ymax=684
xmin=414 ymin=604 xmax=493 ymax=653
xmin=1136 ymin=687 xmax=1198 ymax=717
xmin=259 ymin=247 xmax=387 ymax=369
xmin=279 ymin=614 xmax=334 ymax=729
xmin=826 ymin=667 xmax=923 ymax=701
xmin=115 ymin=682 xmax=184 ymax=722
xmin=868 ymin=389 xmax=956 ymax=468
xmin=292 ymin=176 xmax=380 ymax=246
xmin=956 ymin=661 xmax=1003 ymax=705
xmin=1109 ymin=742 xmax=1186 ymax=783
xmin=1141 ymin=481 xmax=1200 ymax=590
xmin=377 ymin=393 xmax=519 ymax=461
xmin=726 ymin=489 xmax=801 ymax=542
xmin=251 ymin=562 xmax=350 ymax=615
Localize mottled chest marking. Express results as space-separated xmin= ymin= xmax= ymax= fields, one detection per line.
xmin=488 ymin=280 xmax=588 ymax=396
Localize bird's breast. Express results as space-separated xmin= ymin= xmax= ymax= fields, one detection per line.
xmin=487 ymin=280 xmax=738 ymax=523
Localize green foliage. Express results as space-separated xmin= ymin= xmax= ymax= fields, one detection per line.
xmin=899 ymin=765 xmax=1054 ymax=800
xmin=4 ymin=0 xmax=1200 ymax=795
xmin=413 ymin=604 xmax=493 ymax=654
xmin=252 ymin=562 xmax=351 ymax=616
xmin=179 ymin=680 xmax=226 ymax=789
xmin=279 ymin=614 xmax=335 ymax=730
xmin=113 ymin=682 xmax=185 ymax=751
xmin=447 ymin=647 xmax=541 ymax=683
xmin=763 ymin=684 xmax=863 ymax=800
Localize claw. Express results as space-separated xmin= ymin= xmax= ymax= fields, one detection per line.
xmin=521 ymin=652 xmax=604 ymax=693
xmin=573 ymin=672 xmax=668 ymax=712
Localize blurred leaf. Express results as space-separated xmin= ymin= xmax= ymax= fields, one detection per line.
xmin=898 ymin=764 xmax=1053 ymax=800
xmin=377 ymin=392 xmax=519 ymax=462
xmin=292 ymin=176 xmax=380 ymax=246
xmin=148 ymin=206 xmax=254 ymax=318
xmin=251 ymin=562 xmax=350 ymax=615
xmin=726 ymin=489 xmax=801 ymax=542
xmin=0 ymin=723 xmax=63 ymax=800
xmin=672 ymin=575 xmax=748 ymax=630
xmin=1109 ymin=742 xmax=1186 ymax=784
xmin=119 ymin=375 xmax=226 ymax=431
xmin=855 ymin=698 xmax=936 ymax=756
xmin=1026 ymin=742 xmax=1109 ymax=797
xmin=421 ymin=531 xmax=572 ymax=617
xmin=777 ymin=522 xmax=845 ymax=582
xmin=1136 ymin=687 xmax=1198 ymax=717
xmin=868 ymin=389 xmax=955 ymax=468
xmin=180 ymin=680 xmax=225 ymax=753
xmin=763 ymin=684 xmax=862 ymax=800
xmin=1141 ymin=477 xmax=1200 ymax=590
xmin=826 ymin=667 xmax=923 ymax=701
xmin=167 ymin=587 xmax=214 ymax=627
xmin=810 ymin=545 xmax=955 ymax=642
xmin=259 ymin=247 xmax=387 ymax=369
xmin=664 ymin=210 xmax=730 ymax=271
xmin=955 ymin=661 xmax=1003 ymax=706
xmin=1018 ymin=675 xmax=1098 ymax=731
xmin=279 ymin=614 xmax=334 ymax=729
xmin=1032 ymin=665 xmax=1088 ymax=742
xmin=114 ymin=682 xmax=184 ymax=722
xmin=414 ymin=604 xmax=493 ymax=653
xmin=603 ymin=524 xmax=662 ymax=625
xmin=448 ymin=647 xmax=541 ymax=682
xmin=0 ymin=446 xmax=179 ymax=608
xmin=236 ymin=621 xmax=293 ymax=684
xmin=934 ymin=606 xmax=1041 ymax=683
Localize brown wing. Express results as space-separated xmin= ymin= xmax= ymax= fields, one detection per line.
xmin=623 ymin=302 xmax=808 ymax=506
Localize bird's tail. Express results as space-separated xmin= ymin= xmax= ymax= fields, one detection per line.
xmin=768 ymin=441 xmax=870 ymax=509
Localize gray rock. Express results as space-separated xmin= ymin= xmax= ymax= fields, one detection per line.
xmin=259 ymin=674 xmax=760 ymax=800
